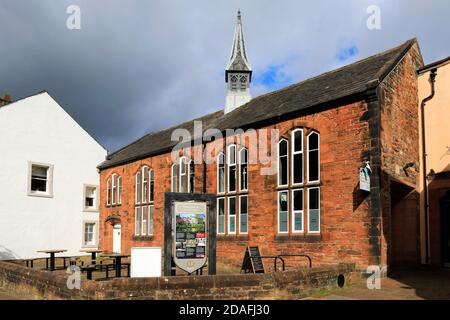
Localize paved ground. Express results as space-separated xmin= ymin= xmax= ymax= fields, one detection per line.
xmin=309 ymin=267 xmax=450 ymax=300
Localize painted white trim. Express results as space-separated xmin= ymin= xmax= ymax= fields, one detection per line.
xmin=27 ymin=161 xmax=54 ymax=198
xmin=135 ymin=171 xmax=141 ymax=204
xmin=171 ymin=163 xmax=178 ymax=192
xmin=106 ymin=177 xmax=111 ymax=206
xmin=148 ymin=205 xmax=154 ymax=236
xmin=239 ymin=195 xmax=248 ymax=234
xmin=217 ymin=197 xmax=225 ymax=235
xmin=117 ymin=176 xmax=122 ymax=205
xmin=111 ymin=173 xmax=117 ymax=205
xmin=188 ymin=159 xmax=195 ymax=193
xmin=141 ymin=205 xmax=147 ymax=236
xmin=82 ymin=184 xmax=99 ymax=212
xmin=291 ymin=129 xmax=304 ymax=186
xmin=291 ymin=189 xmax=304 ymax=233
xmin=81 ymin=220 xmax=98 ymax=248
xmin=217 ymin=153 xmax=225 ymax=195
xmin=179 ymin=156 xmax=187 ymax=192
xmin=149 ymin=169 xmax=154 ymax=203
xmin=135 ymin=207 xmax=141 ymax=236
xmin=227 ymin=196 xmax=237 ymax=234
xmin=277 ymin=190 xmax=289 ymax=234
xmin=307 ymin=187 xmax=321 ymax=234
xmin=239 ymin=148 xmax=248 ymax=192
xmin=227 ymin=145 xmax=237 ymax=193
xmin=277 ymin=139 xmax=289 ymax=188
xmin=307 ymin=131 xmax=320 ymax=184
xmin=142 ymin=166 xmax=148 ymax=204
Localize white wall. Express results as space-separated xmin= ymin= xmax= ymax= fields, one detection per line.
xmin=0 ymin=92 xmax=106 ymax=260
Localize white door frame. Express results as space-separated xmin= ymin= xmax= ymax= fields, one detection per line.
xmin=112 ymin=224 xmax=122 ymax=253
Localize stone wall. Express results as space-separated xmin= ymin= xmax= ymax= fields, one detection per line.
xmin=0 ymin=261 xmax=358 ymax=300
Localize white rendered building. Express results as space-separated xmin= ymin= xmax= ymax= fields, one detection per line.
xmin=0 ymin=91 xmax=107 ymax=260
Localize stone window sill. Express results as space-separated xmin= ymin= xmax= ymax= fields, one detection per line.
xmin=133 ymin=235 xmax=154 ymax=241
xmin=274 ymin=234 xmax=322 ymax=242
xmin=217 ymin=235 xmax=248 ymax=242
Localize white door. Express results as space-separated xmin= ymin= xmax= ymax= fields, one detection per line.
xmin=113 ymin=224 xmax=121 ymax=253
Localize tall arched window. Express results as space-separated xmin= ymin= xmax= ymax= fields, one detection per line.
xmin=217 ymin=153 xmax=225 ymax=194
xmin=117 ymin=176 xmax=122 ymax=205
xmin=307 ymin=132 xmax=320 ymax=183
xmin=135 ymin=171 xmax=141 ymax=204
xmin=228 ymin=145 xmax=237 ymax=193
xmin=106 ymin=178 xmax=111 ymax=206
xmin=142 ymin=166 xmax=148 ymax=204
xmin=180 ymin=157 xmax=187 ymax=192
xmin=149 ymin=169 xmax=154 ymax=203
xmin=171 ymin=164 xmax=179 ymax=192
xmin=291 ymin=129 xmax=304 ymax=185
xmin=239 ymin=148 xmax=248 ymax=191
xmin=188 ymin=160 xmax=195 ymax=193
xmin=135 ymin=166 xmax=154 ymax=237
xmin=112 ymin=174 xmax=117 ymax=205
xmin=278 ymin=139 xmax=289 ymax=187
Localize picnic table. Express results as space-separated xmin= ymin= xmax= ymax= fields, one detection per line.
xmin=37 ymin=249 xmax=67 ymax=271
xmin=79 ymin=249 xmax=103 ymax=264
xmin=100 ymin=253 xmax=130 ymax=278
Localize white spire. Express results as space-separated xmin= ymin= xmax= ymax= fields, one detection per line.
xmin=226 ymin=10 xmax=252 ymax=72
xmin=225 ymin=10 xmax=252 ymax=114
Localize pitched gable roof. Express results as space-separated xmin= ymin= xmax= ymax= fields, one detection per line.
xmin=98 ymin=39 xmax=419 ymax=170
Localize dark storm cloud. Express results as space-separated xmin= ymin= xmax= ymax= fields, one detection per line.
xmin=0 ymin=0 xmax=449 ymax=152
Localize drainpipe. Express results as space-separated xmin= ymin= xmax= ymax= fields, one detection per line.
xmin=203 ymin=142 xmax=207 ymax=193
xmin=420 ymin=68 xmax=437 ymax=265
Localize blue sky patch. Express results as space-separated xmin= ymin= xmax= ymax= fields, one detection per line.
xmin=336 ymin=45 xmax=359 ymax=62
xmin=255 ymin=64 xmax=294 ymax=90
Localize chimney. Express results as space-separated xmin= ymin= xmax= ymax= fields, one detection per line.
xmin=0 ymin=94 xmax=12 ymax=107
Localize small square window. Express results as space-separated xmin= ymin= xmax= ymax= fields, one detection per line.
xmin=83 ymin=223 xmax=96 ymax=246
xmin=28 ymin=162 xmax=53 ymax=197
xmin=84 ymin=185 xmax=98 ymax=211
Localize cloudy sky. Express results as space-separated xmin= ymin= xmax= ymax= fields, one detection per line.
xmin=1 ymin=0 xmax=449 ymax=152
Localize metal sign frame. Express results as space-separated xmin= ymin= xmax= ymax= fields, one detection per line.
xmin=164 ymin=192 xmax=216 ymax=276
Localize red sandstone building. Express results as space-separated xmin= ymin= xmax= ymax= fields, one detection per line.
xmin=97 ymin=13 xmax=425 ymax=272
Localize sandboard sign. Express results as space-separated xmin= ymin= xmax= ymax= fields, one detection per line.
xmin=173 ymin=201 xmax=207 ymax=274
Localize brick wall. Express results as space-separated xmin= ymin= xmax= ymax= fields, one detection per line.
xmin=0 ymin=261 xmax=358 ymax=300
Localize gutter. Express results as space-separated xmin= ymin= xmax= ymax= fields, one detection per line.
xmin=420 ymin=68 xmax=437 ymax=265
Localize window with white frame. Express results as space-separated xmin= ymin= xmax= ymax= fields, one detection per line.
xmin=83 ymin=222 xmax=96 ymax=246
xmin=135 ymin=166 xmax=154 ymax=237
xmin=117 ymin=176 xmax=122 ymax=205
xmin=239 ymin=148 xmax=248 ymax=191
xmin=228 ymin=145 xmax=237 ymax=193
xmin=188 ymin=160 xmax=195 ymax=193
xmin=308 ymin=187 xmax=320 ymax=233
xmin=216 ymin=145 xmax=249 ymax=236
xmin=84 ymin=185 xmax=98 ymax=211
xmin=112 ymin=174 xmax=117 ymax=205
xmin=217 ymin=198 xmax=225 ymax=234
xmin=278 ymin=139 xmax=288 ymax=187
xmin=307 ymin=132 xmax=320 ymax=183
xmin=171 ymin=163 xmax=179 ymax=192
xmin=239 ymin=195 xmax=248 ymax=234
xmin=292 ymin=189 xmax=303 ymax=233
xmin=28 ymin=162 xmax=53 ymax=197
xmin=217 ymin=153 xmax=225 ymax=194
xmin=292 ymin=129 xmax=304 ymax=185
xmin=278 ymin=191 xmax=289 ymax=233
xmin=228 ymin=197 xmax=236 ymax=234
xmin=180 ymin=157 xmax=187 ymax=192
xmin=277 ymin=129 xmax=321 ymax=235
xmin=107 ymin=178 xmax=111 ymax=206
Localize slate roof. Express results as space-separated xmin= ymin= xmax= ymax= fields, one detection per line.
xmin=98 ymin=39 xmax=418 ymax=170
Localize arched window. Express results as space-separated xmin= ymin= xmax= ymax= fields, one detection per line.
xmin=228 ymin=145 xmax=237 ymax=193
xmin=239 ymin=148 xmax=248 ymax=191
xmin=149 ymin=169 xmax=154 ymax=203
xmin=112 ymin=174 xmax=117 ymax=205
xmin=291 ymin=129 xmax=304 ymax=185
xmin=217 ymin=153 xmax=225 ymax=194
xmin=117 ymin=176 xmax=122 ymax=205
xmin=179 ymin=157 xmax=187 ymax=192
xmin=278 ymin=139 xmax=289 ymax=187
xmin=135 ymin=170 xmax=141 ymax=204
xmin=188 ymin=160 xmax=195 ymax=193
xmin=106 ymin=178 xmax=111 ymax=206
xmin=307 ymin=132 xmax=320 ymax=183
xmin=142 ymin=166 xmax=148 ymax=204
xmin=172 ymin=163 xmax=179 ymax=192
